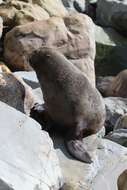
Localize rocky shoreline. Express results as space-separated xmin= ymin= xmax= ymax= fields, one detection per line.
xmin=0 ymin=0 xmax=127 ymax=190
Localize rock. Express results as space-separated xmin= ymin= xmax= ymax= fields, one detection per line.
xmin=105 ymin=114 xmax=127 ymax=147
xmin=118 ymin=170 xmax=127 ymax=190
xmin=32 ymin=0 xmax=67 ymax=17
xmin=61 ymin=0 xmax=86 ymax=12
xmin=115 ymin=114 xmax=127 ymax=130
xmin=96 ymin=76 xmax=114 ymax=96
xmin=0 ymin=72 xmax=35 ymax=114
xmin=14 ymin=71 xmax=39 ymax=89
xmin=0 ymin=101 xmax=63 ymax=190
xmin=104 ymin=97 xmax=127 ymax=133
xmin=5 ymin=13 xmax=96 ymax=86
xmin=32 ymin=87 xmax=44 ymax=104
xmin=0 ymin=16 xmax=3 ymax=38
xmin=106 ymin=129 xmax=127 ymax=147
xmin=94 ymin=24 xmax=127 ymax=76
xmin=0 ymin=0 xmax=49 ymax=28
xmin=97 ymin=70 xmax=127 ymax=98
xmin=96 ymin=0 xmax=127 ymax=36
xmin=0 ymin=61 xmax=11 ymax=73
xmin=53 ymin=133 xmax=127 ymax=190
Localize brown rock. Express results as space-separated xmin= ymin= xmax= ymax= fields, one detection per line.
xmin=0 ymin=0 xmax=49 ymax=27
xmin=0 ymin=72 xmax=34 ymax=114
xmin=97 ymin=69 xmax=127 ymax=98
xmin=118 ymin=170 xmax=127 ymax=190
xmin=0 ymin=61 xmax=11 ymax=73
xmin=4 ymin=13 xmax=96 ymax=86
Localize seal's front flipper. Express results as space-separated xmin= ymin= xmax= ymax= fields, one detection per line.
xmin=65 ymin=139 xmax=92 ymax=164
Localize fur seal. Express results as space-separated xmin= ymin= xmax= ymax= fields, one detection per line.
xmin=29 ymin=48 xmax=106 ymax=163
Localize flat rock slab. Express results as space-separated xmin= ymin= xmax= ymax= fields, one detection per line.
xmin=53 ymin=133 xmax=127 ymax=190
xmin=0 ymin=101 xmax=63 ymax=190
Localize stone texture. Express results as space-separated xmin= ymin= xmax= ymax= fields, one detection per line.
xmin=61 ymin=0 xmax=86 ymax=12
xmin=4 ymin=13 xmax=96 ymax=86
xmin=32 ymin=0 xmax=67 ymax=17
xmin=118 ymin=170 xmax=127 ymax=190
xmin=53 ymin=133 xmax=127 ymax=190
xmin=115 ymin=114 xmax=127 ymax=130
xmin=0 ymin=0 xmax=49 ymax=27
xmin=14 ymin=71 xmax=39 ymax=89
xmin=97 ymin=70 xmax=127 ymax=98
xmin=94 ymin=24 xmax=127 ymax=76
xmin=0 ymin=61 xmax=11 ymax=73
xmin=96 ymin=0 xmax=127 ymax=36
xmin=104 ymin=97 xmax=127 ymax=133
xmin=106 ymin=129 xmax=127 ymax=147
xmin=0 ymin=72 xmax=35 ymax=114
xmin=0 ymin=101 xmax=63 ymax=190
xmin=0 ymin=16 xmax=3 ymax=38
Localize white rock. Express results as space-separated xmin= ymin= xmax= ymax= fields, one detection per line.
xmin=0 ymin=101 xmax=63 ymax=190
xmin=54 ymin=134 xmax=127 ymax=190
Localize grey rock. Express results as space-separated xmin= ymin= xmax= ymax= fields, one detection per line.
xmin=54 ymin=133 xmax=127 ymax=190
xmin=14 ymin=71 xmax=39 ymax=89
xmin=106 ymin=129 xmax=127 ymax=147
xmin=0 ymin=101 xmax=63 ymax=190
xmin=104 ymin=97 xmax=127 ymax=133
xmin=96 ymin=0 xmax=127 ymax=32
xmin=61 ymin=0 xmax=86 ymax=12
xmin=94 ymin=24 xmax=127 ymax=76
xmin=0 ymin=73 xmax=34 ymax=114
xmin=115 ymin=113 xmax=127 ymax=130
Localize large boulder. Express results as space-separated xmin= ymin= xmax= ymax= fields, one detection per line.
xmin=96 ymin=0 xmax=127 ymax=36
xmin=0 ymin=0 xmax=49 ymax=28
xmin=4 ymin=13 xmax=96 ymax=86
xmin=0 ymin=101 xmax=63 ymax=190
xmin=94 ymin=24 xmax=127 ymax=76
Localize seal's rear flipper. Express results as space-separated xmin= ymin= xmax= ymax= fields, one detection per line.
xmin=65 ymin=139 xmax=93 ymax=164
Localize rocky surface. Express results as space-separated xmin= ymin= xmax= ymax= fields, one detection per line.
xmin=97 ymin=0 xmax=127 ymax=36
xmin=61 ymin=0 xmax=86 ymax=12
xmin=105 ymin=114 xmax=127 ymax=147
xmin=0 ymin=72 xmax=35 ymax=114
xmin=115 ymin=114 xmax=127 ymax=130
xmin=97 ymin=70 xmax=127 ymax=97
xmin=4 ymin=13 xmax=96 ymax=86
xmin=0 ymin=0 xmax=127 ymax=189
xmin=14 ymin=71 xmax=39 ymax=89
xmin=0 ymin=16 xmax=3 ymax=38
xmin=104 ymin=97 xmax=127 ymax=133
xmin=94 ymin=24 xmax=127 ymax=76
xmin=0 ymin=101 xmax=63 ymax=190
xmin=0 ymin=0 xmax=67 ymax=28
xmin=54 ymin=133 xmax=127 ymax=190
xmin=118 ymin=170 xmax=127 ymax=190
